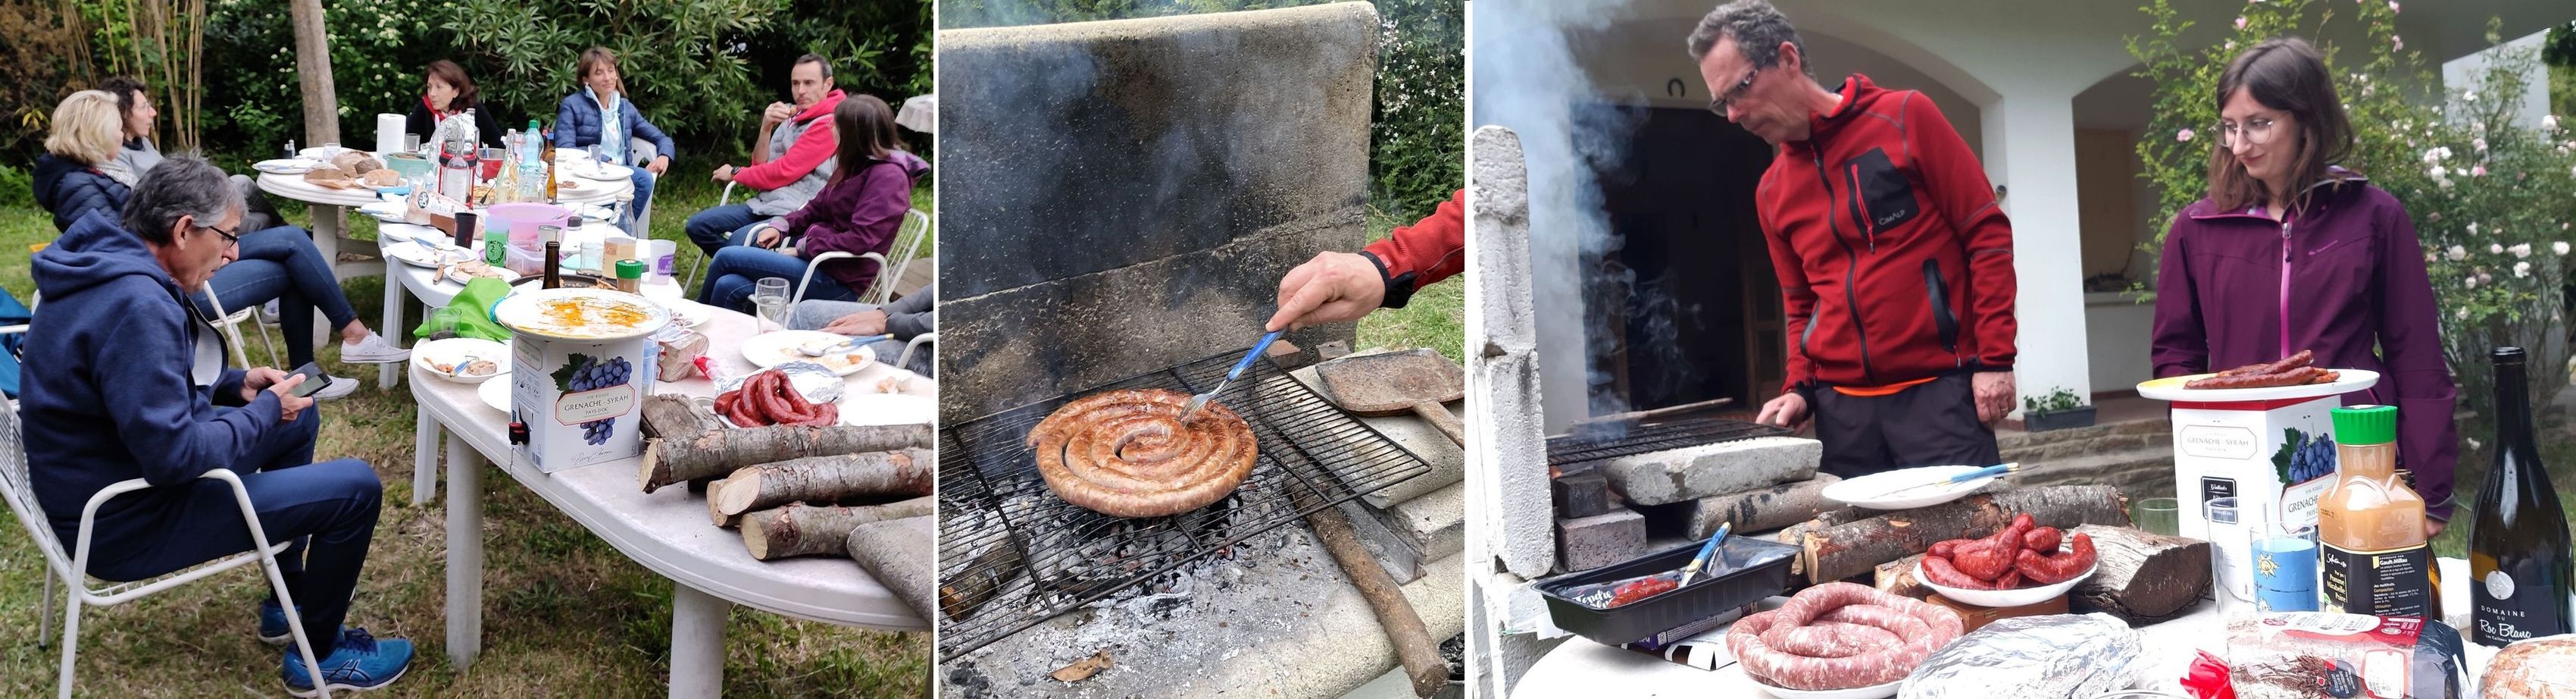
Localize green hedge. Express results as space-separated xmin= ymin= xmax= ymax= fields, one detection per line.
xmin=939 ymin=0 xmax=1464 ymax=215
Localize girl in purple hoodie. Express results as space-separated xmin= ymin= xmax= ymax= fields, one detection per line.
xmin=696 ymin=94 xmax=923 ymax=312
xmin=2152 ymin=38 xmax=2460 ymax=532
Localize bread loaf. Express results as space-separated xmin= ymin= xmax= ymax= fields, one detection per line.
xmin=2484 ymin=635 xmax=2576 ymax=699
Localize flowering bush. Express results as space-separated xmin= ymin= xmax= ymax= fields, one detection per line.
xmin=2130 ymin=0 xmax=2576 ymax=409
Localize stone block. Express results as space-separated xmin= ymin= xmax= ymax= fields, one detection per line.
xmin=937 ymin=4 xmax=1380 ymax=297
xmin=1393 ymin=481 xmax=1467 ymax=563
xmin=1289 ymin=356 xmax=1466 ymax=508
xmin=1469 ymin=126 xmax=1553 ymax=580
xmin=1556 ymin=509 xmax=1646 ymax=572
xmin=1553 ymin=472 xmax=1612 ymax=519
xmin=1598 ymin=436 xmax=1821 ymax=506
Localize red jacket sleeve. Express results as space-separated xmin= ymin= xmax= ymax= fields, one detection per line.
xmin=735 ymin=119 xmax=836 ymax=191
xmin=1363 ymin=190 xmax=1465 ymax=290
xmin=1903 ymin=93 xmax=2018 ymax=368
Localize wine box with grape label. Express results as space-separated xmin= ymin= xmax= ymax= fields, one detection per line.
xmin=491 ymin=288 xmax=672 ymax=473
xmin=2168 ymin=398 xmax=2343 ymax=566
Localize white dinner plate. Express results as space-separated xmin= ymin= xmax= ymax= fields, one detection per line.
xmin=1823 ymin=465 xmax=2000 ymax=510
xmin=477 ymin=373 xmax=511 ymax=415
xmin=253 ymin=159 xmax=314 ymax=174
xmin=1915 ymin=560 xmax=2097 ymax=608
xmin=574 ymin=160 xmax=634 ymax=181
xmin=2135 ymin=368 xmax=2381 ymax=403
xmin=1740 ymin=666 xmax=1900 ymax=699
xmin=358 ymin=201 xmax=408 ymax=222
xmin=384 ymin=239 xmax=465 ymax=268
xmin=412 ymin=338 xmax=509 ymax=384
xmin=837 ymin=393 xmax=936 ymax=427
xmin=740 ymin=331 xmax=877 ymax=376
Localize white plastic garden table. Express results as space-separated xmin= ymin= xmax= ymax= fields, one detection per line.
xmin=410 ymin=304 xmax=930 ymax=698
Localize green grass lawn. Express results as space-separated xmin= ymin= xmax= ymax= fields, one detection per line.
xmin=0 ymin=154 xmax=929 ymax=697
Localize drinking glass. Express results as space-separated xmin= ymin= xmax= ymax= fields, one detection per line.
xmin=2247 ymin=514 xmax=2320 ymax=613
xmin=2133 ymin=497 xmax=2181 ymax=537
xmin=753 ymin=277 xmax=792 ymax=331
xmin=403 ymin=133 xmax=423 ymax=155
xmin=586 ymin=144 xmax=602 ymax=163
xmin=320 ymin=142 xmax=340 ymax=160
xmin=2206 ymin=497 xmax=2255 ymax=613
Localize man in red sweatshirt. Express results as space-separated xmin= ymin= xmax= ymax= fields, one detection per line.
xmin=1690 ymin=1 xmax=2018 ymax=478
xmin=686 ymin=53 xmax=847 ymax=255
xmin=1267 ymin=189 xmax=1464 ymax=331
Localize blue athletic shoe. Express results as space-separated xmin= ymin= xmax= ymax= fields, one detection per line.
xmin=258 ymin=600 xmax=299 ymax=646
xmin=282 ymin=627 xmax=412 ymax=697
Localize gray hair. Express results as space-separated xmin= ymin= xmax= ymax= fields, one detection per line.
xmin=1686 ymin=0 xmax=1811 ymax=77
xmin=795 ymin=53 xmax=833 ymax=81
xmin=121 ymin=155 xmax=240 ymax=245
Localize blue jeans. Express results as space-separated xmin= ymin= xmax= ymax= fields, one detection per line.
xmin=789 ymin=300 xmax=932 ymax=377
xmin=626 ymin=165 xmax=658 ymax=231
xmin=194 ymin=226 xmax=360 ymax=368
xmin=695 ymin=246 xmax=858 ymax=313
xmin=70 ymin=407 xmax=382 ymax=640
xmin=683 ymin=204 xmax=766 ymax=255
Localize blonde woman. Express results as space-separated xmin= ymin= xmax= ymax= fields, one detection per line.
xmin=31 ymin=90 xmax=133 ymax=233
xmin=553 ymin=47 xmax=676 ymax=229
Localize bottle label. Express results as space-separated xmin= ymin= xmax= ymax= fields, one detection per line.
xmin=2322 ymin=541 xmax=2435 ymax=617
xmin=2473 ymin=563 xmax=2572 ymax=646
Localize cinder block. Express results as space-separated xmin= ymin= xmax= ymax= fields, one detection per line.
xmin=1556 ymin=509 xmax=1646 ymax=573
xmin=1469 ymin=126 xmax=1555 ymax=580
xmin=1599 ymin=436 xmax=1822 ymax=506
xmin=1553 ymin=472 xmax=1612 ymax=519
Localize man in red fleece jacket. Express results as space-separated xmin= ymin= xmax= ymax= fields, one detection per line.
xmin=686 ymin=54 xmax=847 ymax=254
xmin=1690 ymin=1 xmax=2018 ymax=478
xmin=1267 ymin=189 xmax=1464 ymax=331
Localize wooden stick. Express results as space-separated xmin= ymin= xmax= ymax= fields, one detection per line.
xmin=847 ymin=516 xmax=936 ymax=620
xmin=740 ymin=499 xmax=937 ymax=560
xmin=717 ymin=450 xmax=935 ymax=516
xmin=1800 ymin=485 xmax=2131 ymax=583
xmin=640 ymin=422 xmax=933 ymax=492
xmin=1570 ymin=396 xmax=1739 ymax=428
xmin=1305 ymin=503 xmax=1448 ymax=697
xmin=939 ymin=539 xmax=1025 ymax=622
xmin=2067 ymin=525 xmax=2213 ymax=625
xmin=1874 ymin=553 xmax=1931 ymax=600
xmin=1687 ymin=475 xmax=1842 ymax=538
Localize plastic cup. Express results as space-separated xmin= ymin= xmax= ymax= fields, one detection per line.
xmin=2248 ymin=515 xmax=2320 ymax=613
xmin=2206 ymin=497 xmax=2255 ymax=612
xmin=649 ymin=239 xmax=678 ymax=281
xmin=2133 ymin=497 xmax=2181 ymax=537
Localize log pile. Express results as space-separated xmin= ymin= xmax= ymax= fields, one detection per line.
xmin=2066 ymin=524 xmax=2212 ymax=625
xmin=1777 ymin=484 xmax=2132 ymax=585
xmin=639 ymin=394 xmax=938 ymax=566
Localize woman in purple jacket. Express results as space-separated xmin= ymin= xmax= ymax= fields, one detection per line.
xmin=2152 ymin=38 xmax=2459 ymax=532
xmin=696 ymin=94 xmax=923 ymax=312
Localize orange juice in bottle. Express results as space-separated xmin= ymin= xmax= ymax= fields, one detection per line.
xmin=2317 ymin=405 xmax=2439 ymax=617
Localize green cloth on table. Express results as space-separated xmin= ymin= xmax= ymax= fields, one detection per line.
xmin=414 ymin=277 xmax=515 ymax=342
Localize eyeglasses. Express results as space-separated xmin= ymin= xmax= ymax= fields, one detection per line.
xmin=198 ymin=223 xmax=241 ymax=248
xmin=1707 ymin=64 xmax=1763 ymax=116
xmin=2219 ymin=117 xmax=2281 ymax=147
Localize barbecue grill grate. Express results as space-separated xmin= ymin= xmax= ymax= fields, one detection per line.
xmin=1544 ymin=415 xmax=1790 ymax=472
xmin=935 ymin=350 xmax=1434 ymax=658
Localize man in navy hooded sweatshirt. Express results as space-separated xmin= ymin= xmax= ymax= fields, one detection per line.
xmin=23 ymin=155 xmax=411 ymax=695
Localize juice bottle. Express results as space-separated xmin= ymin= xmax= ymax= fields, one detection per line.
xmin=2317 ymin=405 xmax=2440 ymax=617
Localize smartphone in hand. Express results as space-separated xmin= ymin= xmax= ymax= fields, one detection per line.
xmin=286 ymin=362 xmax=331 ymax=399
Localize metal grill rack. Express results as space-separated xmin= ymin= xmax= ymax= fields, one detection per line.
xmin=1544 ymin=415 xmax=1790 ymax=473
xmin=935 ymin=350 xmax=1433 ymax=657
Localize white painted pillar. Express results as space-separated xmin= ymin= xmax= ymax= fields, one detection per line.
xmin=1979 ymin=90 xmax=2095 ymax=410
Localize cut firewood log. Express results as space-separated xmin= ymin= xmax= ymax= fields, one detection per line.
xmin=847 ymin=516 xmax=936 ymax=620
xmin=2067 ymin=524 xmax=2213 ymax=625
xmin=717 ymin=450 xmax=935 ymax=516
xmin=1799 ymin=485 xmax=2131 ymax=584
xmin=741 ymin=499 xmax=937 ymax=560
xmin=708 ymin=477 xmax=740 ymax=528
xmin=1688 ymin=474 xmax=1843 ymax=538
xmin=642 ymin=394 xmax=723 ymax=437
xmin=940 ymin=538 xmax=1026 ymax=621
xmin=1874 ymin=553 xmax=1931 ymax=600
xmin=640 ymin=423 xmax=933 ymax=492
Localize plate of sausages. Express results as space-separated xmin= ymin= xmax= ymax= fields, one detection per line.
xmin=1913 ymin=513 xmax=2099 ymax=607
xmin=2136 ymin=350 xmax=2380 ymax=402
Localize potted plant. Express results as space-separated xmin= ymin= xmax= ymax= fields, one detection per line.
xmin=2022 ymin=387 xmax=2096 ymax=432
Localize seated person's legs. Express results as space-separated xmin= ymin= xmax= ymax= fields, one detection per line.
xmin=787 ymin=299 xmax=873 ymax=331
xmin=692 ymin=246 xmax=823 ymax=312
xmin=728 ymin=219 xmax=770 ymax=248
xmin=626 ymin=166 xmax=657 ymax=231
xmin=683 ymin=204 xmax=761 ymax=255
xmin=864 ymin=337 xmax=930 ymax=377
xmin=210 ymin=227 xmax=407 ymax=370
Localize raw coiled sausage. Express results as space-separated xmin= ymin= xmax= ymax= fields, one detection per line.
xmin=1727 ymin=582 xmax=1965 ymax=690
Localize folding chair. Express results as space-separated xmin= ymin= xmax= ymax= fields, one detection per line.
xmin=0 ymin=407 xmax=332 ymax=697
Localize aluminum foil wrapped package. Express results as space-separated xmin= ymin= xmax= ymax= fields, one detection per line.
xmin=1899 ymin=613 xmax=2143 ymax=699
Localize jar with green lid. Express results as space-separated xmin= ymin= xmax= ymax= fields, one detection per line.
xmin=2317 ymin=405 xmax=2437 ymax=617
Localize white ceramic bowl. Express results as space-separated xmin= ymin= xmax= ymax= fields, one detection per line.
xmin=1741 ymin=666 xmax=1902 ymax=699
xmin=1915 ymin=560 xmax=2097 ymax=608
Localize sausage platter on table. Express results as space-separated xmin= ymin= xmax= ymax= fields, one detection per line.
xmin=1508 ymin=353 xmax=2574 ymax=699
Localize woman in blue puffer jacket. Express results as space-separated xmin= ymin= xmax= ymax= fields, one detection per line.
xmin=31 ymin=91 xmax=134 ymax=233
xmin=554 ymin=46 xmax=677 ymax=231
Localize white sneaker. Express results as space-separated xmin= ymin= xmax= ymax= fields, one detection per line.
xmin=311 ymin=375 xmax=361 ymax=401
xmin=259 ymin=299 xmax=282 ymax=325
xmin=340 ymin=333 xmax=411 ymax=364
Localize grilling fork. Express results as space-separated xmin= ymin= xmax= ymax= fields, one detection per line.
xmin=1180 ymin=330 xmax=1284 ymax=422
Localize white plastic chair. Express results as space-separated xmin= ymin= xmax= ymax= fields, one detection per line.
xmin=0 ymin=406 xmax=332 ymax=697
xmin=200 ymin=285 xmax=281 ymax=368
xmin=896 ymin=331 xmax=934 ymax=371
xmin=789 ymin=209 xmax=930 ymax=304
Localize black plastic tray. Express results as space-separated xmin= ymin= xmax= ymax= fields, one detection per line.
xmin=1533 ymin=537 xmax=1799 ymax=647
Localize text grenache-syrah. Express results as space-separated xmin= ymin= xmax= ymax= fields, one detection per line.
xmin=2469 ymin=346 xmax=2574 ymax=646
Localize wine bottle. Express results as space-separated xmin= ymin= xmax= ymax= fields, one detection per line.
xmin=2470 ymin=346 xmax=2574 ymax=646
xmin=542 ymin=240 xmax=563 ymax=290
